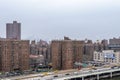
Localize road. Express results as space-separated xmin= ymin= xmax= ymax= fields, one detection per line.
xmin=4 ymin=67 xmax=119 ymax=80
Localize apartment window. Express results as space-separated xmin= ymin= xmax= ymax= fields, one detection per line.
xmin=94 ymin=54 xmax=96 ymax=59
xmin=98 ymin=54 xmax=100 ymax=60
xmin=112 ymin=59 xmax=114 ymax=63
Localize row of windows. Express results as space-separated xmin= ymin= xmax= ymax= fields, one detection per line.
xmin=94 ymin=53 xmax=120 ymax=63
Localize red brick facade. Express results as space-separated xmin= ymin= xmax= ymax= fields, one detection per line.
xmin=0 ymin=39 xmax=29 ymax=72
xmin=51 ymin=40 xmax=84 ymax=70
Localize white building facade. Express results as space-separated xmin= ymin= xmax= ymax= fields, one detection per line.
xmin=94 ymin=50 xmax=120 ymax=64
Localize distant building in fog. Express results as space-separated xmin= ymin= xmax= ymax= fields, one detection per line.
xmin=83 ymin=40 xmax=94 ymax=61
xmin=109 ymin=38 xmax=120 ymax=45
xmin=0 ymin=39 xmax=29 ymax=72
xmin=6 ymin=21 xmax=21 ymax=40
xmin=94 ymin=39 xmax=108 ymax=52
xmin=101 ymin=39 xmax=108 ymax=50
xmin=30 ymin=40 xmax=50 ymax=68
xmin=109 ymin=38 xmax=120 ymax=51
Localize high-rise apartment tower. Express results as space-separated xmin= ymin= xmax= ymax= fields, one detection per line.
xmin=6 ymin=21 xmax=21 ymax=40
xmin=0 ymin=39 xmax=29 ymax=72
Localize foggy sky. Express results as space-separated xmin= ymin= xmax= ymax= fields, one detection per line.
xmin=0 ymin=0 xmax=120 ymax=41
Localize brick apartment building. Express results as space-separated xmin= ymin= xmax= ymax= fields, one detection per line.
xmin=51 ymin=38 xmax=84 ymax=70
xmin=0 ymin=39 xmax=30 ymax=72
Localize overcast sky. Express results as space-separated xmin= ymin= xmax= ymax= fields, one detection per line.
xmin=0 ymin=0 xmax=120 ymax=41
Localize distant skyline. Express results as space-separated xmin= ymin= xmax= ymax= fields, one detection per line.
xmin=0 ymin=0 xmax=120 ymax=41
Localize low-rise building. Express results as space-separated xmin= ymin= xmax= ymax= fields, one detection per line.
xmin=94 ymin=50 xmax=120 ymax=64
